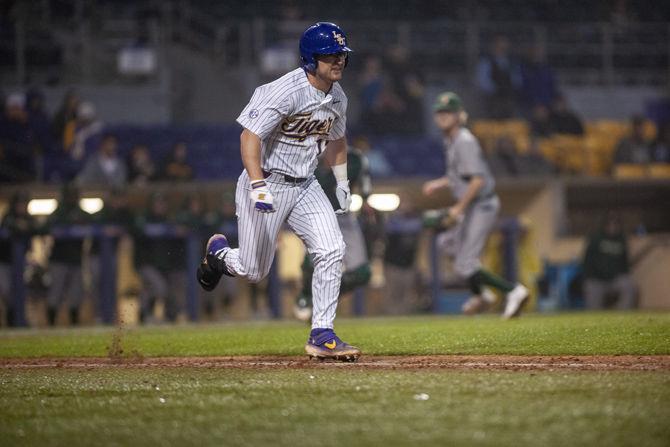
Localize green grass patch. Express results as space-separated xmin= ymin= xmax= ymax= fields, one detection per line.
xmin=1 ymin=367 xmax=668 ymax=447
xmin=0 ymin=312 xmax=669 ymax=358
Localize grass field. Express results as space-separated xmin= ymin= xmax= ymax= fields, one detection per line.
xmin=1 ymin=312 xmax=669 ymax=357
xmin=1 ymin=312 xmax=669 ymax=447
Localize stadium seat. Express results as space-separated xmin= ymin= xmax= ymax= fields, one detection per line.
xmin=584 ymin=134 xmax=618 ymax=175
xmin=540 ymin=134 xmax=587 ymax=173
xmin=648 ymin=163 xmax=670 ymax=178
xmin=471 ymin=120 xmax=530 ymax=154
xmin=613 ymin=163 xmax=647 ymax=179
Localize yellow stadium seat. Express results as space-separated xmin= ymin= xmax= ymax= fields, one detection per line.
xmin=538 ymin=138 xmax=559 ymax=163
xmin=613 ymin=163 xmax=647 ymax=179
xmin=470 ymin=120 xmax=531 ymax=154
xmin=584 ymin=134 xmax=618 ymax=175
xmin=648 ymin=163 xmax=670 ymax=178
xmin=591 ymin=120 xmax=628 ymax=140
xmin=471 ymin=119 xmax=656 ymax=177
xmin=551 ymin=134 xmax=587 ymax=173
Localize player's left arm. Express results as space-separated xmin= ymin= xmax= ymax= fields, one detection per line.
xmin=325 ymin=137 xmax=351 ymax=214
xmin=450 ymin=175 xmax=484 ymax=218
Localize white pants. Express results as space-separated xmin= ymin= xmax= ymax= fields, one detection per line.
xmin=225 ymin=170 xmax=345 ymax=329
xmin=439 ymin=196 xmax=500 ymax=278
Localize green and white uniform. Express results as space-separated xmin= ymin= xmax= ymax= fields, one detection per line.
xmin=443 ymin=127 xmax=500 ymax=278
xmin=432 ymin=90 xmax=528 ymax=318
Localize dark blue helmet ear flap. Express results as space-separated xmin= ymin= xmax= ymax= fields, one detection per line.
xmin=300 ymin=54 xmax=317 ymax=73
xmin=299 ymin=22 xmax=352 ymax=73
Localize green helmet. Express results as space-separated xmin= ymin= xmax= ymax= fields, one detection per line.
xmin=433 ymin=92 xmax=464 ymax=113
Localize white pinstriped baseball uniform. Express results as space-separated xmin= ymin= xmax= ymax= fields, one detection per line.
xmin=224 ymin=68 xmax=347 ymax=329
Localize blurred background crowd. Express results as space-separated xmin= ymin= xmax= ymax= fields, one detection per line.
xmin=1 ymin=0 xmax=669 ymax=327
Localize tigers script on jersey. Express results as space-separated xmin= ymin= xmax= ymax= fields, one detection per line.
xmin=237 ymin=68 xmax=348 ymax=178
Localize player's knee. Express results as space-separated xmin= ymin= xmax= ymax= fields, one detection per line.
xmin=314 ymin=240 xmax=345 ymax=263
xmin=454 ymin=262 xmax=477 ymax=279
xmin=353 ymin=264 xmax=372 ymax=286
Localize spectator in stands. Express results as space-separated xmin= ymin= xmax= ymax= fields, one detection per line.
xmin=650 ymin=120 xmax=670 ymax=164
xmin=384 ymin=45 xmax=425 ymax=134
xmin=46 ymin=185 xmax=89 ymax=326
xmin=609 ymin=0 xmax=637 ymax=33
xmin=26 ymin=87 xmax=53 ymax=155
xmin=520 ymin=44 xmax=557 ymax=114
xmin=68 ymin=101 xmax=104 ymax=161
xmin=529 ymin=104 xmax=553 ymax=138
xmin=159 ymin=142 xmax=194 ymax=181
xmin=383 ymin=196 xmax=423 ymax=314
xmin=488 ymin=135 xmax=520 ymax=177
xmin=549 ymin=95 xmax=584 ymax=135
xmin=488 ymin=135 xmax=555 ymax=177
xmin=487 ymin=135 xmax=520 ymax=177
xmin=0 ymin=93 xmax=35 ymax=182
xmin=0 ymin=191 xmax=39 ymax=326
xmin=476 ymin=34 xmax=522 ymax=119
xmin=581 ymin=211 xmax=637 ymax=310
xmin=517 ymin=139 xmax=557 ymax=176
xmin=132 ymin=193 xmax=185 ymax=323
xmin=613 ymin=115 xmax=651 ymax=165
xmin=358 ymin=56 xmax=388 ymax=135
xmin=76 ymin=133 xmax=128 ymax=188
xmin=52 ymin=89 xmax=80 ymax=147
xmin=127 ymin=143 xmax=157 ymax=184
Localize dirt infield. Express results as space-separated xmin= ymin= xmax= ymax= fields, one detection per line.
xmin=1 ymin=355 xmax=669 ymax=371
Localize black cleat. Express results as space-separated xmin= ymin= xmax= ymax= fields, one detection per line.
xmin=197 ymin=234 xmax=233 ymax=292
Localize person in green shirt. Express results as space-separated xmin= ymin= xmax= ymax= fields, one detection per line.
xmin=46 ymin=185 xmax=90 ymax=326
xmin=132 ymin=193 xmax=185 ymax=323
xmin=0 ymin=191 xmax=42 ymax=326
xmin=581 ymin=212 xmax=637 ymax=309
xmin=176 ymin=193 xmax=239 ymax=320
xmin=89 ymin=188 xmax=134 ymax=321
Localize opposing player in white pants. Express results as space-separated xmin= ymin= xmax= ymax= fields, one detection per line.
xmin=197 ymin=22 xmax=360 ymax=361
xmin=423 ymin=92 xmax=529 ymax=319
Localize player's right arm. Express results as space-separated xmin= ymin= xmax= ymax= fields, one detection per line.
xmin=239 ymin=128 xmax=274 ymax=213
xmin=236 ymin=84 xmax=292 ymax=213
xmin=422 ymin=176 xmax=450 ymax=196
xmin=240 ymin=129 xmax=264 ymax=181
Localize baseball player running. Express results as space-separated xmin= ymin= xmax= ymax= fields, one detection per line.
xmin=294 ymin=145 xmax=372 ymax=322
xmin=423 ymin=92 xmax=528 ymax=318
xmin=197 ymin=22 xmax=360 ymax=361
